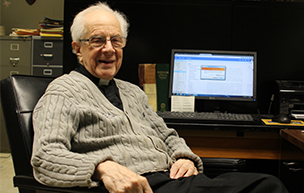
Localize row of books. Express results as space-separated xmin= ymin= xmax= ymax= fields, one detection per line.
xmin=139 ymin=63 xmax=170 ymax=112
xmin=9 ymin=17 xmax=63 ymax=37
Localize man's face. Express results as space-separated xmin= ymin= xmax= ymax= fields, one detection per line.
xmin=73 ymin=10 xmax=123 ymax=80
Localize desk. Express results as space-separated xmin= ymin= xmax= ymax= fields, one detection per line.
xmin=280 ymin=129 xmax=304 ymax=152
xmin=161 ymin=112 xmax=304 ymax=160
xmin=163 ymin=118 xmax=304 ymax=192
xmin=279 ymin=129 xmax=304 ymax=193
xmin=168 ymin=122 xmax=283 ymax=160
xmin=280 ymin=128 xmax=304 ymax=162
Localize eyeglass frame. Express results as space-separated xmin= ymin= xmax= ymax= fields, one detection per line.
xmin=79 ymin=36 xmax=127 ymax=49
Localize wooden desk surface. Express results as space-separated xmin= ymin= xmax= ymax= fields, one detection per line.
xmin=280 ymin=129 xmax=304 ymax=152
xmin=177 ymin=129 xmax=281 ymax=160
xmin=168 ymin=120 xmax=302 ymax=160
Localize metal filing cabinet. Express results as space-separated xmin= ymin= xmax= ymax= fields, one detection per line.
xmin=0 ymin=36 xmax=32 ymax=78
xmin=0 ymin=36 xmax=32 ymax=152
xmin=32 ymin=36 xmax=63 ymax=77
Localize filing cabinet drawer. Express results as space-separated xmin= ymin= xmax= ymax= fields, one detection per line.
xmin=1 ymin=66 xmax=31 ymax=78
xmin=0 ymin=38 xmax=31 ymax=68
xmin=32 ymin=66 xmax=63 ymax=77
xmin=32 ymin=37 xmax=63 ymax=65
xmin=0 ymin=37 xmax=31 ymax=79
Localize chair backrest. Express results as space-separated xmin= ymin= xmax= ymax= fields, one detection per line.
xmin=0 ymin=74 xmax=53 ymax=176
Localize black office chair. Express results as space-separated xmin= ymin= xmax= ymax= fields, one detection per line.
xmin=0 ymin=75 xmax=107 ymax=193
xmin=0 ymin=74 xmax=246 ymax=193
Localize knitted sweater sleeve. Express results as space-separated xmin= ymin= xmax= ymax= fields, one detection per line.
xmin=119 ymin=81 xmax=204 ymax=173
xmin=31 ymin=82 xmax=110 ymax=188
xmin=147 ymin=104 xmax=204 ymax=172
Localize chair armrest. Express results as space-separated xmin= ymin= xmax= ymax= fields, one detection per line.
xmin=201 ymin=158 xmax=246 ymax=177
xmin=13 ymin=175 xmax=107 ymax=193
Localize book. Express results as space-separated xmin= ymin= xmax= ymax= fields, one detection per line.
xmin=40 ymin=32 xmax=63 ymax=37
xmin=38 ymin=16 xmax=64 ymax=27
xmin=40 ymin=27 xmax=63 ymax=32
xmin=138 ymin=64 xmax=157 ymax=111
xmin=156 ymin=63 xmax=170 ymax=112
xmin=39 ymin=23 xmax=63 ymax=29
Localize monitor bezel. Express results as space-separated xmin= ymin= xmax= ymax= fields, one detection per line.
xmin=169 ymin=49 xmax=257 ymax=102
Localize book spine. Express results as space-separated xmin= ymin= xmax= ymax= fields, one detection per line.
xmin=138 ymin=64 xmax=157 ymax=111
xmin=156 ymin=63 xmax=170 ymax=112
xmin=138 ymin=64 xmax=145 ymax=88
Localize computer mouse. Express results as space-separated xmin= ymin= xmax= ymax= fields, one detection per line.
xmin=271 ymin=114 xmax=291 ymax=123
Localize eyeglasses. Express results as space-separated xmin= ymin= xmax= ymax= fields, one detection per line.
xmin=79 ymin=36 xmax=127 ymax=49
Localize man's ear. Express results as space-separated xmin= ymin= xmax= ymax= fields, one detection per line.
xmin=72 ymin=41 xmax=83 ymax=64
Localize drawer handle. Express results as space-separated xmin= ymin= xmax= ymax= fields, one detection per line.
xmin=40 ymin=54 xmax=53 ymax=58
xmin=10 ymin=44 xmax=19 ymax=51
xmin=10 ymin=71 xmax=19 ymax=75
xmin=44 ymin=42 xmax=53 ymax=48
xmin=43 ymin=69 xmax=53 ymax=76
xmin=10 ymin=57 xmax=20 ymax=67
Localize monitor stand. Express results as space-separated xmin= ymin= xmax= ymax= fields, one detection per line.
xmin=196 ymin=100 xmax=229 ymax=113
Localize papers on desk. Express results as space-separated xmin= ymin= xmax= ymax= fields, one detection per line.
xmin=262 ymin=119 xmax=304 ymax=126
xmin=171 ymin=95 xmax=195 ymax=112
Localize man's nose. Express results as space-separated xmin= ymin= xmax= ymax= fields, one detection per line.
xmin=102 ymin=39 xmax=115 ymax=52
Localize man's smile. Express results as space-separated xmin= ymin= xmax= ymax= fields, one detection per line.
xmin=98 ymin=60 xmax=115 ymax=65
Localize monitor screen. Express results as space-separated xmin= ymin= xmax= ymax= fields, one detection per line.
xmin=169 ymin=49 xmax=257 ymax=102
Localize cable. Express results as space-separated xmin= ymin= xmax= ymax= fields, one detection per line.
xmin=268 ymin=94 xmax=275 ymax=114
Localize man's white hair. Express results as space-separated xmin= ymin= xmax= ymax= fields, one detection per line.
xmin=70 ymin=2 xmax=129 ymax=44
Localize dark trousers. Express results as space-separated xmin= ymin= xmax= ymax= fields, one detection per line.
xmin=144 ymin=172 xmax=289 ymax=193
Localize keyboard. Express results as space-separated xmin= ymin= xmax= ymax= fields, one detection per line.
xmin=156 ymin=111 xmax=254 ymax=124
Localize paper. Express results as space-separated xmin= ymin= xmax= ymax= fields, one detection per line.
xmin=171 ymin=95 xmax=195 ymax=112
xmin=143 ymin=84 xmax=157 ymax=111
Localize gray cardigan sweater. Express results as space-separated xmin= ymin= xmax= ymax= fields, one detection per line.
xmin=31 ymin=71 xmax=203 ymax=188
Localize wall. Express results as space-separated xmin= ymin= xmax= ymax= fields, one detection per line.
xmin=64 ymin=0 xmax=304 ymax=114
xmin=0 ymin=0 xmax=64 ymax=36
xmin=0 ymin=0 xmax=63 ymax=152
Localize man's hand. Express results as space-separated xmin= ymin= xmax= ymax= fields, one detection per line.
xmin=92 ymin=160 xmax=153 ymax=193
xmin=170 ymin=159 xmax=199 ymax=179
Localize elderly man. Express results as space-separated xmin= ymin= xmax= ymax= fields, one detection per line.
xmin=31 ymin=2 xmax=289 ymax=193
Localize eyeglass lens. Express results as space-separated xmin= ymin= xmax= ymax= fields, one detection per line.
xmin=90 ymin=37 xmax=126 ymax=48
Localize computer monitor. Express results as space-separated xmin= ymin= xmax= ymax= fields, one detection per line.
xmin=169 ymin=49 xmax=257 ymax=104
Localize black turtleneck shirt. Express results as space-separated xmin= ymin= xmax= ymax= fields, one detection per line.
xmin=74 ymin=64 xmax=123 ymax=111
